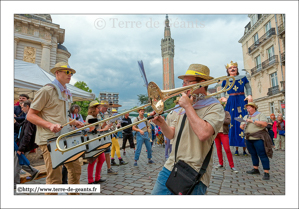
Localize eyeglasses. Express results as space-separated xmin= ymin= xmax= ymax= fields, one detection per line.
xmin=182 ymin=80 xmax=197 ymax=86
xmin=59 ymin=70 xmax=73 ymax=76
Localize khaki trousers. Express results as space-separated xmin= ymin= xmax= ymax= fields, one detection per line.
xmin=40 ymin=144 xmax=81 ymax=195
xmin=275 ymin=134 xmax=285 ymax=150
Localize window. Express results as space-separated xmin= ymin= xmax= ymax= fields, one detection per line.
xmin=267 ymin=46 xmax=275 ymax=64
xmin=254 ymin=33 xmax=259 ymax=44
xmin=265 ymin=21 xmax=271 ymax=33
xmin=270 ymin=102 xmax=275 ymax=114
xmin=270 ymin=72 xmax=278 ymax=87
xmin=255 ymin=55 xmax=262 ymax=71
xmin=244 ymin=22 xmax=251 ymax=34
xmin=267 ymin=46 xmax=275 ymax=58
xmin=251 ymin=14 xmax=258 ymax=26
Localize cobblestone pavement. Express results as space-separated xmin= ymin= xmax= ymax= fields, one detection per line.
xmin=16 ymin=142 xmax=285 ymax=195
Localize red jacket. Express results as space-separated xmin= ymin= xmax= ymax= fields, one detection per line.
xmin=273 ymin=120 xmax=285 ymax=138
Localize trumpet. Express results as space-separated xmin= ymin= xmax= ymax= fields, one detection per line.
xmin=56 ymin=76 xmax=235 ymax=153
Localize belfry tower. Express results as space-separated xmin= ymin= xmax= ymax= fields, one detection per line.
xmin=161 ymin=14 xmax=175 ymax=90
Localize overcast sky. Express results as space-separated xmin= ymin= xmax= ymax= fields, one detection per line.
xmin=51 ymin=14 xmax=249 ymax=111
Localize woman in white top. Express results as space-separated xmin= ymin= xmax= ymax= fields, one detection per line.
xmin=69 ymin=104 xmax=89 ymax=132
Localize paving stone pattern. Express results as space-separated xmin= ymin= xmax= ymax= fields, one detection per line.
xmin=17 ymin=143 xmax=285 ymax=195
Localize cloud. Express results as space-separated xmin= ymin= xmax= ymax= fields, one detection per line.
xmin=51 ymin=14 xmax=249 ymax=111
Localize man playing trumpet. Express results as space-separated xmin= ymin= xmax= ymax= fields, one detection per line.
xmin=151 ymin=64 xmax=225 ymax=195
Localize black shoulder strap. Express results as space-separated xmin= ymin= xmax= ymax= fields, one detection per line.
xmin=196 ymin=141 xmax=214 ymax=181
xmin=173 ymin=113 xmax=214 ymax=182
xmin=174 ymin=114 xmax=187 ymax=163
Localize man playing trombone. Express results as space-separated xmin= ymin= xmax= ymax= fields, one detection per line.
xmin=151 ymin=64 xmax=225 ymax=195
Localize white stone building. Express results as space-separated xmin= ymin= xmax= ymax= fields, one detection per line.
xmin=238 ymin=14 xmax=285 ymax=117
xmin=14 ymin=14 xmax=71 ymax=73
xmin=98 ymin=92 xmax=119 ymax=112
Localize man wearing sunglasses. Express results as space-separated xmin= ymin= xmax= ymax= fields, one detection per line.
xmin=27 ymin=62 xmax=84 ymax=195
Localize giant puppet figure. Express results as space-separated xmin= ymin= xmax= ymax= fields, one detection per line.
xmin=220 ymin=61 xmax=253 ymax=156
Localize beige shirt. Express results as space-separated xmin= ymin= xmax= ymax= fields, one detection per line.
xmin=166 ymin=110 xmax=179 ymax=128
xmin=31 ymin=85 xmax=69 ymax=145
xmin=241 ymin=112 xmax=267 ymax=140
xmin=98 ymin=112 xmax=109 ymax=128
xmin=133 ymin=116 xmax=150 ymax=132
xmin=164 ymin=103 xmax=225 ymax=187
xmin=165 ymin=110 xmax=179 ymax=144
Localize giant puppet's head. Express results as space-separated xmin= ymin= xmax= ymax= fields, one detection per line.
xmin=225 ymin=61 xmax=239 ymax=76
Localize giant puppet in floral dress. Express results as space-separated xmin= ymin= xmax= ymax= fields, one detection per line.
xmin=220 ymin=61 xmax=253 ymax=156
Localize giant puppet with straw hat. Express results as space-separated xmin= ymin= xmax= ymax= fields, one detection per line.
xmin=220 ymin=61 xmax=253 ymax=156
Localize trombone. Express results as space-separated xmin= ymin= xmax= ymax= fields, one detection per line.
xmin=56 ymin=76 xmax=235 ymax=153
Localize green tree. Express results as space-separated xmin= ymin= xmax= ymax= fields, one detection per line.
xmin=73 ymin=81 xmax=93 ymax=119
xmin=137 ymin=94 xmax=177 ymax=113
xmin=137 ymin=94 xmax=153 ymax=112
xmin=164 ymin=96 xmax=176 ymax=111
xmin=74 ymin=81 xmax=92 ymax=93
xmin=137 ymin=94 xmax=149 ymax=105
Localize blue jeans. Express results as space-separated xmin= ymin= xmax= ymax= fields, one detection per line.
xmin=151 ymin=167 xmax=207 ymax=195
xmin=245 ymin=139 xmax=270 ymax=170
xmin=268 ymin=130 xmax=274 ymax=145
xmin=134 ymin=131 xmax=152 ymax=161
xmin=14 ymin=133 xmax=18 ymax=142
xmin=165 ymin=138 xmax=172 ymax=159
xmin=151 ymin=135 xmax=156 ymax=147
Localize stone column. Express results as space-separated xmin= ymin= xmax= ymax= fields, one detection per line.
xmin=40 ymin=43 xmax=51 ymax=72
xmin=14 ymin=37 xmax=19 ymax=59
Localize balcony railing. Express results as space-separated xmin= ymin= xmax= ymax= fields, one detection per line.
xmin=251 ymin=55 xmax=278 ymax=76
xmin=262 ymin=55 xmax=278 ymax=69
xmin=278 ymin=23 xmax=285 ymax=35
xmin=248 ymin=28 xmax=276 ymax=54
xmin=250 ymin=64 xmax=262 ymax=75
xmin=281 ymin=52 xmax=285 ymax=63
xmin=248 ymin=40 xmax=260 ymax=54
xmin=267 ymin=85 xmax=280 ymax=96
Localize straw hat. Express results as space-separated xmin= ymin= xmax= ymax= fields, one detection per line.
xmin=50 ymin=62 xmax=76 ymax=75
xmin=89 ymin=101 xmax=100 ymax=108
xmin=178 ymin=64 xmax=213 ymax=80
xmin=99 ymin=100 xmax=109 ymax=107
xmin=138 ymin=107 xmax=145 ymax=112
xmin=245 ymin=102 xmax=258 ymax=110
